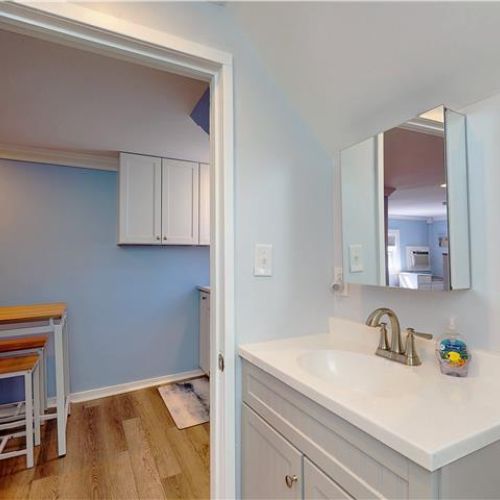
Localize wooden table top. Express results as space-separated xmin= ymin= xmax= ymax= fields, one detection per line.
xmin=0 ymin=354 xmax=39 ymax=375
xmin=0 ymin=303 xmax=67 ymax=325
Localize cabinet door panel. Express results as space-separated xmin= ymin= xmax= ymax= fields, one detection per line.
xmin=304 ymin=458 xmax=353 ymax=499
xmin=119 ymin=152 xmax=161 ymax=244
xmin=199 ymin=162 xmax=210 ymax=245
xmin=161 ymin=158 xmax=199 ymax=245
xmin=242 ymin=404 xmax=302 ymax=500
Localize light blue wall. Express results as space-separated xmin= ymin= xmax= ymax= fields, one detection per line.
xmin=0 ymin=159 xmax=209 ymax=402
xmin=428 ymin=219 xmax=448 ymax=279
xmin=388 ymin=218 xmax=448 ymax=278
xmin=388 ymin=218 xmax=428 ymax=271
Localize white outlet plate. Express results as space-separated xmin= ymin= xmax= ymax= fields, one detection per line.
xmin=349 ymin=244 xmax=363 ymax=273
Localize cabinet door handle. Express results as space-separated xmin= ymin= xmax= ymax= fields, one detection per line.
xmin=285 ymin=475 xmax=298 ymax=488
xmin=156 ymin=236 xmax=160 ymax=241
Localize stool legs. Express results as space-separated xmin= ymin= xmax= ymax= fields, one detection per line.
xmin=24 ymin=371 xmax=34 ymax=469
xmin=38 ymin=347 xmax=47 ymax=415
xmin=33 ymin=363 xmax=41 ymax=447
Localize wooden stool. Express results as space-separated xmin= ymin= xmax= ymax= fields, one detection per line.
xmin=0 ymin=336 xmax=48 ymax=414
xmin=0 ymin=355 xmax=41 ymax=468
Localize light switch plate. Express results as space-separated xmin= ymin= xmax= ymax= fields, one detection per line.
xmin=254 ymin=244 xmax=272 ymax=277
xmin=349 ymin=244 xmax=363 ymax=273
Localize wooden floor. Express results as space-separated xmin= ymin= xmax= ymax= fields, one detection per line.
xmin=0 ymin=386 xmax=210 ymax=499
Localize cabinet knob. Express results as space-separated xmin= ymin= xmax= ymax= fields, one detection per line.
xmin=163 ymin=236 xmax=167 ymax=240
xmin=156 ymin=236 xmax=160 ymax=241
xmin=285 ymin=475 xmax=298 ymax=488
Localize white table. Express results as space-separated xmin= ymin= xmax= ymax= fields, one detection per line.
xmin=0 ymin=303 xmax=70 ymax=456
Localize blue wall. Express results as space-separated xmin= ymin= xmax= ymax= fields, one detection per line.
xmin=389 ymin=218 xmax=447 ymax=277
xmin=388 ymin=218 xmax=428 ymax=271
xmin=428 ymin=219 xmax=448 ymax=279
xmin=0 ymin=160 xmax=209 ymax=402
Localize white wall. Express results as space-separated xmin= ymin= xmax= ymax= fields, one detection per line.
xmin=334 ymin=92 xmax=500 ymax=352
xmin=0 ymin=29 xmax=209 ymax=162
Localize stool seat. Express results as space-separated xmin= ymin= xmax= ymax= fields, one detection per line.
xmin=0 ymin=335 xmax=48 ymax=353
xmin=0 ymin=355 xmax=39 ymax=375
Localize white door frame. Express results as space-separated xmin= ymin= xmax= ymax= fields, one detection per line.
xmin=0 ymin=3 xmax=235 ymax=498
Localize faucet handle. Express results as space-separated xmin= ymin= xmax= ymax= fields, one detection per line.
xmin=406 ymin=328 xmax=433 ymax=340
xmin=404 ymin=328 xmax=433 ymax=366
xmin=377 ymin=322 xmax=389 ymax=351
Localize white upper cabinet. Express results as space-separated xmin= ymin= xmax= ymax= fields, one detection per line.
xmin=118 ymin=153 xmax=208 ymax=246
xmin=119 ymin=152 xmax=162 ymax=245
xmin=198 ymin=162 xmax=210 ymax=245
xmin=161 ymin=158 xmax=199 ymax=245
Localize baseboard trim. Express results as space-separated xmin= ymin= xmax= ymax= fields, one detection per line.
xmin=47 ymin=368 xmax=205 ymax=405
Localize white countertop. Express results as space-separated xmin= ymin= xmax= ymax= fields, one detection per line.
xmin=239 ymin=317 xmax=500 ymax=471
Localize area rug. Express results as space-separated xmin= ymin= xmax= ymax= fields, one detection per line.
xmin=158 ymin=377 xmax=210 ymax=429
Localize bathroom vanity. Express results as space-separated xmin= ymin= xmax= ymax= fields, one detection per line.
xmin=240 ymin=318 xmax=500 ymax=499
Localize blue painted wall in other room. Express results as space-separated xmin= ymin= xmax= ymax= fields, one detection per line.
xmin=428 ymin=219 xmax=448 ymax=279
xmin=389 ymin=218 xmax=428 ymax=271
xmin=389 ymin=218 xmax=447 ymax=277
xmin=0 ymin=160 xmax=209 ymax=403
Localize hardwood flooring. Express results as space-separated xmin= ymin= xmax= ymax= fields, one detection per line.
xmin=0 ymin=386 xmax=210 ymax=499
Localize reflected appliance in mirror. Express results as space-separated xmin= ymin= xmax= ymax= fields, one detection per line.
xmin=340 ymin=106 xmax=470 ymax=291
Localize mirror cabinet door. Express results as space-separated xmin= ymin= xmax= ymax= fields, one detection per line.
xmin=340 ymin=106 xmax=470 ymax=291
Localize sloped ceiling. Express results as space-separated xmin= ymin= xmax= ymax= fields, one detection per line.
xmin=228 ymin=2 xmax=500 ymax=154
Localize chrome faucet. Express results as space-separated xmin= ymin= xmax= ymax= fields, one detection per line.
xmin=365 ymin=308 xmax=432 ymax=366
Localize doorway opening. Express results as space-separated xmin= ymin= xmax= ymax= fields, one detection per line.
xmin=0 ymin=4 xmax=235 ymax=498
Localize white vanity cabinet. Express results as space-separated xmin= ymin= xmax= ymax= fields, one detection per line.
xmin=118 ymin=152 xmax=209 ymax=245
xmin=242 ymin=359 xmax=500 ymax=500
xmin=242 ymin=405 xmax=302 ymax=499
xmin=304 ymin=458 xmax=353 ymax=500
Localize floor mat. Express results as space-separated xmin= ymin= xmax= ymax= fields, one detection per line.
xmin=157 ymin=377 xmax=209 ymax=429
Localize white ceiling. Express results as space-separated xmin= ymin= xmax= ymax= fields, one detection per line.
xmin=228 ymin=2 xmax=500 ymax=154
xmin=0 ymin=28 xmax=209 ymax=162
xmin=388 ymin=185 xmax=447 ymax=219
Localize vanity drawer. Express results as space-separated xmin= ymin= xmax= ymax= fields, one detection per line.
xmin=242 ymin=360 xmax=415 ymax=499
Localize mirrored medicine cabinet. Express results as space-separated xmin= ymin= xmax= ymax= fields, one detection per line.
xmin=340 ymin=106 xmax=470 ymax=291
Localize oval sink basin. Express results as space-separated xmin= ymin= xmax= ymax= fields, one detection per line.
xmin=297 ymin=350 xmax=423 ymax=398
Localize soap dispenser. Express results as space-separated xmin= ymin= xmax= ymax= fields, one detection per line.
xmin=435 ymin=317 xmax=471 ymax=377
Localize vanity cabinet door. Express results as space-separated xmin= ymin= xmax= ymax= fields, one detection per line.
xmin=242 ymin=404 xmax=302 ymax=499
xmin=304 ymin=458 xmax=353 ymax=499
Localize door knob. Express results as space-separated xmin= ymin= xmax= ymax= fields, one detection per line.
xmin=285 ymin=475 xmax=298 ymax=488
